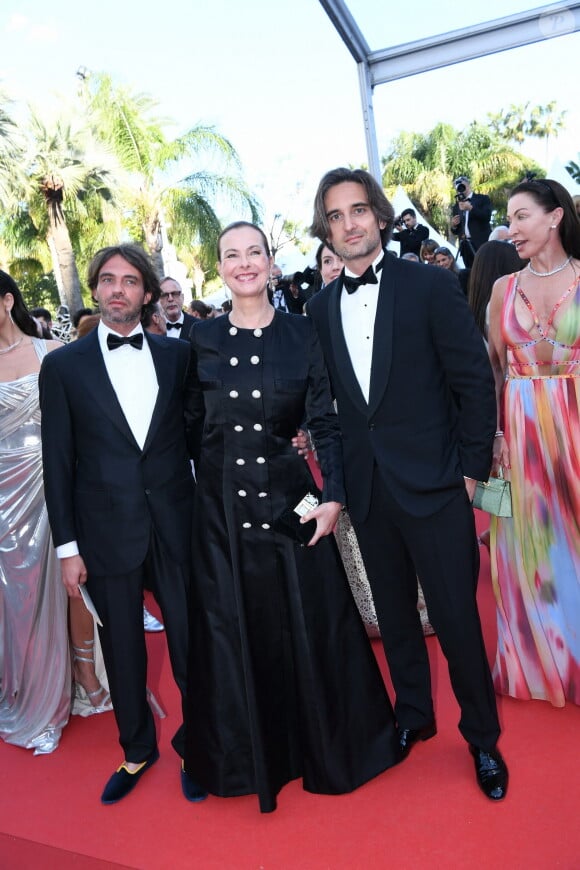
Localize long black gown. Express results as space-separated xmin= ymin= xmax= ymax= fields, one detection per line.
xmin=184 ymin=311 xmax=399 ymax=812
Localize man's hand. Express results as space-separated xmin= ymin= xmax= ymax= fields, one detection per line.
xmin=451 ymin=215 xmax=461 ymax=228
xmin=301 ymin=501 xmax=342 ymax=546
xmin=458 ymin=200 xmax=472 ymax=212
xmin=292 ymin=428 xmax=312 ymax=459
xmin=464 ymin=477 xmax=477 ymax=502
xmin=61 ymin=554 xmax=88 ymax=598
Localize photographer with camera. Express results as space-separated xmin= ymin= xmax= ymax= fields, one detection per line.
xmin=268 ymin=264 xmax=307 ymax=314
xmin=391 ymin=208 xmax=429 ymax=258
xmin=450 ymin=176 xmax=491 ymax=268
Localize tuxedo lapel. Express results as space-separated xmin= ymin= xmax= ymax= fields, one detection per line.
xmin=368 ymin=259 xmax=395 ymax=417
xmin=72 ymin=330 xmax=141 ymax=449
xmin=142 ymin=334 xmax=177 ymax=453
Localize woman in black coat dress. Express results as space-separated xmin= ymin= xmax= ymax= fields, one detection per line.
xmin=183 ymin=222 xmax=400 ymax=813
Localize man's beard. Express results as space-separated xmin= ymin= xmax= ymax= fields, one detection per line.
xmin=101 ymin=302 xmax=142 ymax=325
xmin=334 ymin=230 xmax=382 ymax=263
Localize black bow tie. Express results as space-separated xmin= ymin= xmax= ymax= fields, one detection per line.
xmin=166 ymin=321 xmax=183 ymax=330
xmin=343 ymin=258 xmax=384 ymax=294
xmin=106 ymin=333 xmax=144 ymax=351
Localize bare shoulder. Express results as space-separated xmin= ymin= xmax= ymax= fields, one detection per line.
xmin=490 ymin=271 xmax=517 ymax=302
xmin=45 ymin=338 xmax=64 ymax=354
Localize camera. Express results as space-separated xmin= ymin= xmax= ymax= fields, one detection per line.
xmin=454 ymin=181 xmax=467 ymax=203
xmin=394 ymin=214 xmax=404 ymax=228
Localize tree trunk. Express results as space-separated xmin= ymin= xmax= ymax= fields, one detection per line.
xmin=47 ymin=210 xmax=84 ymax=315
xmin=143 ymin=210 xmax=164 ymax=279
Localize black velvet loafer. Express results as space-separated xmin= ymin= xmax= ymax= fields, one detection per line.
xmin=398 ymin=721 xmax=437 ymax=758
xmin=469 ymin=744 xmax=508 ymax=801
xmin=181 ymin=763 xmax=208 ymax=803
xmin=101 ymin=747 xmax=160 ymax=805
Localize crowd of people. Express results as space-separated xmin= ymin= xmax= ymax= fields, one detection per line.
xmin=1 ymin=169 xmax=579 ymax=815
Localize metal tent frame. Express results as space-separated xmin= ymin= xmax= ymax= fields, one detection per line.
xmin=318 ymin=1 xmax=580 ymax=179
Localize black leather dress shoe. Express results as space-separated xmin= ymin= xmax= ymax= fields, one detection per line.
xmin=181 ymin=764 xmax=208 ymax=803
xmin=469 ymin=745 xmax=508 ymax=801
xmin=398 ymin=721 xmax=437 ymax=758
xmin=101 ymin=747 xmax=160 ymax=805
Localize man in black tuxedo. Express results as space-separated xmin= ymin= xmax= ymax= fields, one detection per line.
xmin=39 ymin=245 xmax=206 ymax=805
xmin=159 ymin=276 xmax=197 ymax=340
xmin=307 ymin=168 xmax=508 ymax=800
xmin=450 ymin=176 xmax=492 ymax=267
xmin=391 ymin=208 xmax=429 ymax=257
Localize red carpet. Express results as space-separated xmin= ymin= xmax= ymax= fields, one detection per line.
xmin=2 ymin=512 xmax=580 ymax=869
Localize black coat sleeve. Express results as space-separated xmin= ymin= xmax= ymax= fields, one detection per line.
xmin=303 ymin=322 xmax=346 ymax=505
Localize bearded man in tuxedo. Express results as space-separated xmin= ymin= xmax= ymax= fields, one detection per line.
xmin=39 ymin=244 xmax=206 ymax=805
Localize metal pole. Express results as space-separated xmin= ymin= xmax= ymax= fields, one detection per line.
xmin=357 ymin=61 xmax=381 ymax=183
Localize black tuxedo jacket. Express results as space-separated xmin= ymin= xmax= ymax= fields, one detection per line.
xmin=167 ymin=310 xmax=196 ymax=341
xmin=451 ymin=192 xmax=491 ymax=251
xmin=391 ymin=223 xmax=429 ymax=257
xmin=39 ymin=330 xmax=195 ymax=576
xmin=307 ymin=256 xmax=495 ymax=521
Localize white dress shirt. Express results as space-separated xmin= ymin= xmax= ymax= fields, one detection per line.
xmin=165 ymin=317 xmax=184 ymax=339
xmin=56 ymin=321 xmax=159 ymax=559
xmin=340 ymin=251 xmax=384 ymax=403
xmin=464 ymin=195 xmax=473 ymax=239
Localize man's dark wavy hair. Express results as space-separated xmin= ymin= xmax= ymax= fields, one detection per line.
xmin=87 ymin=244 xmax=161 ymax=321
xmin=310 ymin=167 xmax=395 ymax=247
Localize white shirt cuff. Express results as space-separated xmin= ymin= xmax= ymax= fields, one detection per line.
xmin=57 ymin=541 xmax=80 ymax=558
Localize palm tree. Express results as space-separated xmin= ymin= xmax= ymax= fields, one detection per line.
xmin=566 ymin=159 xmax=580 ymax=183
xmin=528 ymin=102 xmax=567 ymax=166
xmin=4 ymin=107 xmax=121 ymax=314
xmin=382 ymin=121 xmax=538 ymax=236
xmin=83 ymin=73 xmax=260 ymax=285
xmin=487 ymin=101 xmax=567 ymax=166
xmin=0 ymin=99 xmax=22 ymax=209
xmin=487 ymin=104 xmax=530 ymax=147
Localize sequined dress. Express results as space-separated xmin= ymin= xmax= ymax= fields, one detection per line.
xmin=184 ymin=312 xmax=399 ymax=813
xmin=0 ymin=339 xmax=71 ymax=752
xmin=492 ymin=273 xmax=580 ymax=706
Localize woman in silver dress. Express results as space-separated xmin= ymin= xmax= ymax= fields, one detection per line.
xmin=0 ymin=272 xmax=109 ymax=754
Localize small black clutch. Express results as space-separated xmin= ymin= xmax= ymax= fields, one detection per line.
xmin=273 ymin=491 xmax=320 ymax=545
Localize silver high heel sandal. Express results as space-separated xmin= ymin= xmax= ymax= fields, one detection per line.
xmin=72 ymin=639 xmax=113 ymax=714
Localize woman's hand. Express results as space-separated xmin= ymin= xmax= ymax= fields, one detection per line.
xmin=491 ymin=435 xmax=510 ymax=475
xmin=60 ymin=554 xmax=88 ymax=598
xmin=292 ymin=428 xmax=312 ymax=459
xmin=301 ymin=501 xmax=342 ymax=546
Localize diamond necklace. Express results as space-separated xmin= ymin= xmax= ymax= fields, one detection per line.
xmin=527 ymin=256 xmax=572 ymax=277
xmin=0 ymin=336 xmax=24 ymax=355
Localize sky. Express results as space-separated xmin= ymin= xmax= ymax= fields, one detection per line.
xmin=1 ymin=0 xmax=579 ymax=272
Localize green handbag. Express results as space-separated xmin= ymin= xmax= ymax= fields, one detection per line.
xmin=473 ymin=468 xmax=512 ymax=517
